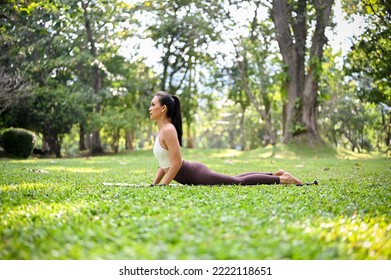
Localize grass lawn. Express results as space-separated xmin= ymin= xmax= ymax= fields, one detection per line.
xmin=1 ymin=145 xmax=390 ymax=260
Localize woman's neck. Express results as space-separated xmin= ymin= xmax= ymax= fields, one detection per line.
xmin=157 ymin=117 xmax=170 ymax=130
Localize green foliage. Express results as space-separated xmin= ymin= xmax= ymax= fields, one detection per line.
xmin=4 ymin=84 xmax=85 ymax=157
xmin=140 ymin=0 xmax=223 ymax=129
xmin=1 ymin=128 xmax=36 ymax=158
xmin=291 ymin=122 xmax=307 ymax=136
xmin=0 ymin=148 xmax=390 ymax=259
xmin=0 ymin=0 xmax=389 ymax=156
xmin=345 ymin=27 xmax=391 ymax=105
xmin=319 ymin=48 xmax=389 ymax=153
xmin=344 ymin=0 xmax=391 ymax=106
xmin=0 ymin=0 xmax=143 ymax=156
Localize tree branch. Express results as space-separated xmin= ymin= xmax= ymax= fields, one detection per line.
xmin=0 ymin=67 xmax=31 ymax=114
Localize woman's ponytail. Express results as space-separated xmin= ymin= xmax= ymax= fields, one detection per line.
xmin=155 ymin=91 xmax=183 ymax=146
xmin=171 ymin=95 xmax=183 ymax=146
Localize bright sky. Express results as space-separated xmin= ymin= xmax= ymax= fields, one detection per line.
xmin=327 ymin=1 xmax=365 ymax=56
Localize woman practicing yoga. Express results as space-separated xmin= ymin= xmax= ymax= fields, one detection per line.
xmin=150 ymin=91 xmax=302 ymax=186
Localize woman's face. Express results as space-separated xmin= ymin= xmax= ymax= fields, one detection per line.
xmin=149 ymin=96 xmax=165 ymax=120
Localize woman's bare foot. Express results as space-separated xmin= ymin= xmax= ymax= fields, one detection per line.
xmin=273 ymin=169 xmax=285 ymax=176
xmin=279 ymin=172 xmax=302 ymax=185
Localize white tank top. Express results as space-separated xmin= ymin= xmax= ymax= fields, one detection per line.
xmin=153 ymin=134 xmax=172 ymax=168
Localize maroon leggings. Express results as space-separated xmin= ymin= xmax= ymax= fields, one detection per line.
xmin=174 ymin=160 xmax=280 ymax=185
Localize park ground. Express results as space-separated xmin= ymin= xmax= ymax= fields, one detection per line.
xmin=0 ymin=144 xmax=390 ymax=259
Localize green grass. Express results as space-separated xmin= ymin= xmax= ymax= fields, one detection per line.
xmin=1 ymin=145 xmax=390 ymax=260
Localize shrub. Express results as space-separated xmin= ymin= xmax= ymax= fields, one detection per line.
xmin=1 ymin=128 xmax=36 ymax=158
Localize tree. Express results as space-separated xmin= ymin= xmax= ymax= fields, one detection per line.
xmin=234 ymin=9 xmax=280 ymax=146
xmin=0 ymin=67 xmax=30 ymax=114
xmin=317 ymin=47 xmax=385 ymax=152
xmin=225 ymin=68 xmax=250 ymax=150
xmin=344 ymin=0 xmax=391 ymax=149
xmin=5 ymin=84 xmax=84 ymax=157
xmin=1 ymin=0 xmax=140 ymax=155
xmin=139 ymin=0 xmax=222 ymax=147
xmin=271 ymin=0 xmax=334 ymax=143
xmin=102 ymin=54 xmax=158 ymax=153
xmin=0 ymin=0 xmax=85 ymax=157
xmin=79 ymin=0 xmax=104 ymax=154
xmin=0 ymin=1 xmax=41 ymax=114
xmin=323 ymin=89 xmax=378 ymax=153
xmin=344 ymin=0 xmax=390 ymax=105
xmin=71 ymin=0 xmax=136 ymax=154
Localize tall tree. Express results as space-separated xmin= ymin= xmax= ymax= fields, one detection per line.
xmin=344 ymin=0 xmax=391 ymax=149
xmin=271 ymin=0 xmax=334 ymax=142
xmin=75 ymin=0 xmax=134 ymax=153
xmin=0 ymin=1 xmax=88 ymax=157
xmin=344 ymin=0 xmax=390 ymax=105
xmin=0 ymin=1 xmax=37 ymax=114
xmin=234 ymin=6 xmax=280 ymax=146
xmin=1 ymin=0 xmax=139 ymax=156
xmin=102 ymin=54 xmax=158 ymax=152
xmin=139 ymin=0 xmax=221 ymax=147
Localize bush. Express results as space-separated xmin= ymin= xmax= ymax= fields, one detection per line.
xmin=1 ymin=128 xmax=36 ymax=158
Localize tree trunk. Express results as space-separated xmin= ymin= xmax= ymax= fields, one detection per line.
xmin=264 ymin=105 xmax=276 ymax=146
xmin=271 ymin=0 xmax=301 ymax=142
xmin=79 ymin=123 xmax=86 ymax=151
xmin=239 ymin=106 xmax=246 ymax=150
xmin=41 ymin=134 xmax=49 ymax=153
xmin=302 ymin=68 xmax=319 ymax=139
xmin=125 ymin=129 xmax=134 ymax=150
xmin=109 ymin=128 xmax=120 ymax=154
xmin=186 ymin=124 xmax=195 ymax=148
xmin=82 ymin=1 xmax=102 ymax=154
xmin=46 ymin=133 xmax=62 ymax=158
xmin=90 ymin=130 xmax=102 ymax=154
xmin=272 ymin=0 xmax=334 ymax=143
xmin=387 ymin=111 xmax=391 ymax=148
xmin=302 ymin=0 xmax=333 ymax=142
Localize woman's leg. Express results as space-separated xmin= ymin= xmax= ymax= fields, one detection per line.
xmin=235 ymin=169 xmax=285 ymax=177
xmin=235 ymin=172 xmax=273 ymax=177
xmin=174 ymin=161 xmax=280 ymax=185
xmin=236 ymin=171 xmax=301 ymax=185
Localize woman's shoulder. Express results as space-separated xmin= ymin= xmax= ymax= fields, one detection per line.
xmin=161 ymin=123 xmax=177 ymax=142
xmin=161 ymin=123 xmax=176 ymax=134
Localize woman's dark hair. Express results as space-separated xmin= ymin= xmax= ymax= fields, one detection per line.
xmin=155 ymin=91 xmax=183 ymax=146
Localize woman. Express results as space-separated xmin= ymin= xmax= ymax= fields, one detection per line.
xmin=149 ymin=91 xmax=302 ymax=186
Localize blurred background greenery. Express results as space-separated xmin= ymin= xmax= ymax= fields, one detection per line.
xmin=1 ymin=0 xmax=390 ymax=158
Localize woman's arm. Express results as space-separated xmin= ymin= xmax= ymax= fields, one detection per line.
xmin=152 ymin=167 xmax=165 ymax=185
xmin=160 ymin=125 xmax=182 ymax=185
